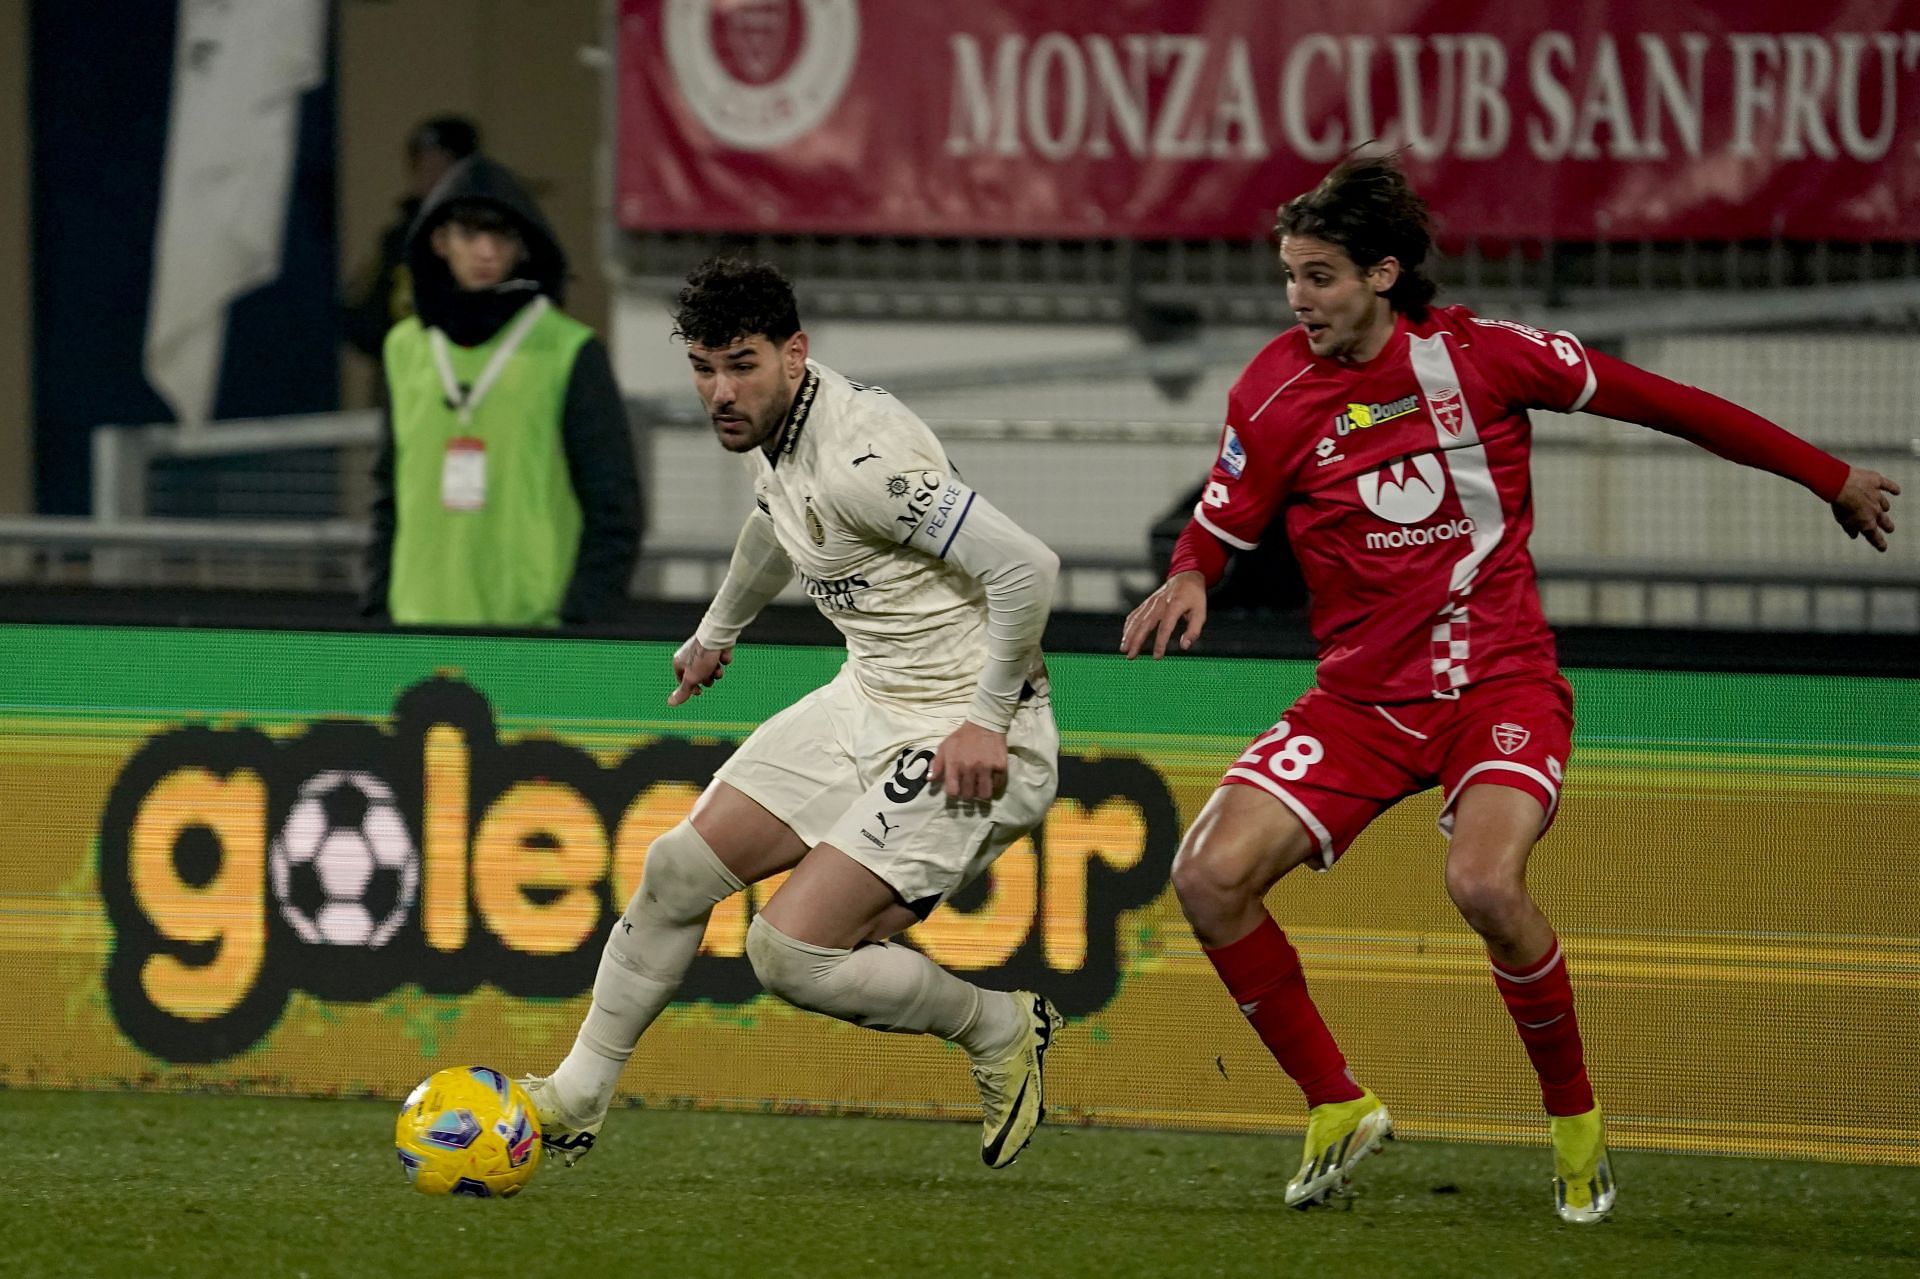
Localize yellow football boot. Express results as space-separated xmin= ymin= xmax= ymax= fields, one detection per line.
xmin=971 ymin=993 xmax=1064 ymax=1169
xmin=1285 ymin=1087 xmax=1393 ymax=1208
xmin=1551 ymin=1106 xmax=1617 ymax=1223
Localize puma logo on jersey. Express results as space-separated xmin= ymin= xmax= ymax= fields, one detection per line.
xmin=852 ymin=446 xmax=881 ymax=466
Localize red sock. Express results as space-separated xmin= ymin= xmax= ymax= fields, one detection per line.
xmin=1203 ymin=915 xmax=1364 ymax=1108
xmin=1491 ymin=938 xmax=1595 ymax=1116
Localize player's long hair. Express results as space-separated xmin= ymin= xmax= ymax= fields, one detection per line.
xmin=1275 ymin=150 xmax=1438 ymax=320
xmin=672 ymin=257 xmax=802 ymax=348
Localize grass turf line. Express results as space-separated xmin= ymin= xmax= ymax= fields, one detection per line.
xmin=3 ymin=1091 xmax=1916 ymax=1279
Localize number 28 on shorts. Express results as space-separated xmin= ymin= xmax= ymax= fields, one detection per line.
xmin=1235 ymin=720 xmax=1325 ymax=782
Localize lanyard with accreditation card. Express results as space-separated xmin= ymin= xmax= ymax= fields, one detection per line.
xmin=428 ymin=294 xmax=550 ymax=512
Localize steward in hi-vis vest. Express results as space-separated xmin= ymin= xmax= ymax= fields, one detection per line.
xmin=363 ymin=155 xmax=641 ymax=627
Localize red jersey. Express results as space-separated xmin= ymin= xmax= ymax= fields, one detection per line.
xmin=1175 ymin=304 xmax=1846 ymax=704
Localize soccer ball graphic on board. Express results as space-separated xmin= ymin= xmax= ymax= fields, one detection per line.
xmin=267 ymin=769 xmax=418 ymax=946
xmin=395 ymin=1066 xmax=543 ymax=1197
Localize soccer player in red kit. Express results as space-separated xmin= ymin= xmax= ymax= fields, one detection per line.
xmin=1121 ymin=153 xmax=1901 ymax=1223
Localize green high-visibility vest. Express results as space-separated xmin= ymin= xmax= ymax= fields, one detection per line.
xmin=382 ymin=302 xmax=594 ymax=626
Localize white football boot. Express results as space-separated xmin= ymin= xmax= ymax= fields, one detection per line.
xmin=519 ymin=1074 xmax=606 ymax=1168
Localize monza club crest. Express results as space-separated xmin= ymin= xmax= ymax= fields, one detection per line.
xmin=1428 ymin=386 xmax=1466 ymax=436
xmin=663 ymin=0 xmax=860 ymax=151
xmin=1491 ymin=723 xmax=1531 ymax=755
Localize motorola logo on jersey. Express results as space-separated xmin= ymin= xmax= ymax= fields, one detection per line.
xmin=1357 ymin=453 xmax=1448 ymax=524
xmin=1364 ymin=517 xmax=1476 ymax=551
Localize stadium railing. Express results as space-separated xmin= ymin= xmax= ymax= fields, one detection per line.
xmin=4 ymin=276 xmax=1914 ymax=629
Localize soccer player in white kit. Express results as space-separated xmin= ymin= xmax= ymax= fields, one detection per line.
xmin=523 ymin=258 xmax=1065 ymax=1169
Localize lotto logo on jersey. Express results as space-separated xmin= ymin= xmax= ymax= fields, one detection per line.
xmin=1219 ymin=426 xmax=1247 ymax=477
xmin=1335 ymin=394 xmax=1420 ymax=436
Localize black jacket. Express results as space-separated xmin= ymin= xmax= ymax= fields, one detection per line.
xmin=340 ymin=198 xmax=419 ymax=360
xmin=362 ymin=157 xmax=643 ymax=624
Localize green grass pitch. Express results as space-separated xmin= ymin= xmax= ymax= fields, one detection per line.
xmin=4 ymin=1091 xmax=1916 ymax=1278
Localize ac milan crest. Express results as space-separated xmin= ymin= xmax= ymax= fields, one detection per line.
xmin=1491 ymin=723 xmax=1530 ymax=755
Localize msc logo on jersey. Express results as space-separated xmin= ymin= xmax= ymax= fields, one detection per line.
xmin=1219 ymin=426 xmax=1247 ymax=477
xmin=1357 ymin=453 xmax=1448 ymax=524
xmin=663 ymin=0 xmax=861 ymax=151
xmin=1335 ymin=394 xmax=1419 ymax=436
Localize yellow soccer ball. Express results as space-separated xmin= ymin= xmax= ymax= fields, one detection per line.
xmin=394 ymin=1066 xmax=542 ymax=1198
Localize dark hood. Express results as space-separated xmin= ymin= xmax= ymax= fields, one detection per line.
xmin=406 ymin=156 xmax=567 ymax=341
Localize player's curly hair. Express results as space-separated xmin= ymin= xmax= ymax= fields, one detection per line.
xmin=1274 ymin=150 xmax=1438 ymax=319
xmin=671 ymin=256 xmax=802 ymax=348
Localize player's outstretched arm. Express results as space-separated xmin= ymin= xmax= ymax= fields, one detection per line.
xmin=1581 ymin=349 xmax=1899 ymax=547
xmin=1829 ymin=466 xmax=1901 ymax=552
xmin=669 ymin=511 xmax=792 ymax=706
xmin=927 ymin=494 xmax=1060 ymax=801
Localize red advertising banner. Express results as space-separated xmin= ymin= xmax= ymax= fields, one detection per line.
xmin=617 ymin=1 xmax=1920 ymax=241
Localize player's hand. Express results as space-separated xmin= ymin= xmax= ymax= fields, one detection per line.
xmin=1830 ymin=467 xmax=1900 ymax=551
xmin=1121 ymin=571 xmax=1209 ymax=659
xmin=668 ymin=636 xmax=733 ymax=706
xmin=929 ymin=721 xmax=1008 ymax=802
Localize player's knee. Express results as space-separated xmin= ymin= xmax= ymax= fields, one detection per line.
xmin=1444 ymin=859 xmax=1527 ymax=936
xmin=745 ymin=914 xmax=841 ymax=1013
xmin=627 ymin=821 xmax=743 ymax=929
xmin=1171 ymin=829 xmax=1263 ymax=920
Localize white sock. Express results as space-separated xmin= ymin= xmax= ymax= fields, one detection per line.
xmin=745 ymin=917 xmax=1027 ymax=1060
xmin=956 ymin=986 xmax=1027 ymax=1061
xmin=549 ymin=823 xmax=743 ymax=1115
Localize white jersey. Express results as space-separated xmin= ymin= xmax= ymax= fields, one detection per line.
xmin=745 ymin=360 xmax=1040 ymax=711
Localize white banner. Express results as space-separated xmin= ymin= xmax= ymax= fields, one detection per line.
xmin=144 ymin=0 xmax=326 ymax=426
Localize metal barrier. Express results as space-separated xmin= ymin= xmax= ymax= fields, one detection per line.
xmin=22 ymin=293 xmax=1918 ymax=630
xmin=3 ymin=517 xmax=1915 ymax=630
xmin=623 ymin=233 xmax=1920 ymax=326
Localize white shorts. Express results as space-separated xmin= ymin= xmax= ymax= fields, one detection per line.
xmin=714 ymin=668 xmax=1059 ymax=916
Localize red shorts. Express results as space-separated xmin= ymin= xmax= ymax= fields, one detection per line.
xmin=1221 ymin=673 xmax=1574 ymax=868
